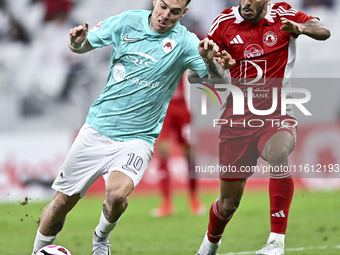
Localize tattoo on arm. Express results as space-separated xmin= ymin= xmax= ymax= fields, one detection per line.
xmin=49 ymin=222 xmax=63 ymax=235
xmin=103 ymin=203 xmax=112 ymax=222
xmin=204 ymin=58 xmax=228 ymax=86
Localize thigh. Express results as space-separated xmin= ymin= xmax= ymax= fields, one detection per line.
xmin=52 ymin=123 xmax=108 ymax=198
xmin=259 ymin=119 xmax=297 ymax=160
xmin=105 ymin=171 xmax=134 ymax=199
xmin=103 ymin=139 xmax=154 ymax=188
xmin=219 ymin=130 xmax=259 ymax=180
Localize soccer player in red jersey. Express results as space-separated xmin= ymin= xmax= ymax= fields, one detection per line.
xmin=152 ymin=72 xmax=205 ymax=217
xmin=195 ymin=1 xmax=330 ymax=255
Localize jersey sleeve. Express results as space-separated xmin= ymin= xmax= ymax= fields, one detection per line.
xmin=87 ymin=14 xmax=123 ymax=48
xmin=184 ymin=33 xmax=207 ymax=78
xmin=277 ymin=2 xmax=316 ymax=38
xmin=207 ymin=10 xmax=230 ymax=51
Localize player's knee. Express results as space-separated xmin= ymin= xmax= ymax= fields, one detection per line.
xmin=267 ymin=147 xmax=290 ymax=166
xmin=218 ymin=199 xmax=240 ymax=218
xmin=105 ymin=189 xmax=128 ymax=208
xmin=49 ymin=194 xmax=78 ymax=217
xmin=48 ymin=202 xmax=68 ymax=221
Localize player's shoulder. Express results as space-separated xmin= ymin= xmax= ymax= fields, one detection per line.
xmin=208 ymin=7 xmax=237 ymax=37
xmin=271 ymin=1 xmax=294 ymax=10
xmin=270 ymin=2 xmax=299 ymax=18
xmin=118 ymin=9 xmax=147 ymax=20
xmin=105 ymin=9 xmax=147 ymax=25
xmin=171 ymin=22 xmax=200 ymax=44
xmin=212 ymin=7 xmax=237 ymax=25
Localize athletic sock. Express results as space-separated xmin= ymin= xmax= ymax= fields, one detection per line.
xmin=207 ymin=199 xmax=232 ymax=243
xmin=94 ymin=211 xmax=120 ymax=239
xmin=267 ymin=232 xmax=285 ymax=248
xmin=188 ymin=156 xmax=197 ymax=197
xmin=269 ymin=176 xmax=294 ymax=234
xmin=32 ymin=230 xmax=57 ymax=255
xmin=159 ymin=157 xmax=171 ymax=204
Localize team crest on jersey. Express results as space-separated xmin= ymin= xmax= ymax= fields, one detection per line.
xmin=244 ymin=44 xmax=264 ymax=59
xmin=162 ymin=38 xmax=175 ymax=53
xmin=90 ymin=21 xmax=103 ymax=32
xmin=263 ymin=31 xmax=278 ymax=47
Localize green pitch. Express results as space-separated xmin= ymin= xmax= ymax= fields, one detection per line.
xmin=1 ymin=190 xmax=339 ymax=255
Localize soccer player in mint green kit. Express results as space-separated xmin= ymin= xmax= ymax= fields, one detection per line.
xmin=31 ymin=0 xmax=231 ymax=254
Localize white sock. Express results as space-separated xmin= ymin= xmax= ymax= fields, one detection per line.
xmin=267 ymin=232 xmax=285 ymax=248
xmin=94 ymin=211 xmax=120 ymax=239
xmin=32 ymin=229 xmax=57 ymax=255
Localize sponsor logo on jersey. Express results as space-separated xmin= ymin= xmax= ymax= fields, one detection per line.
xmin=123 ymin=35 xmax=140 ymax=42
xmin=240 ymin=60 xmax=267 ymax=85
xmin=90 ymin=21 xmax=103 ymax=32
xmin=263 ymin=31 xmax=278 ymax=47
xmin=113 ymin=63 xmax=126 ymax=82
xmin=126 ymin=52 xmax=158 ymax=68
xmin=127 ymin=76 xmax=160 ymax=89
xmin=230 ymin=34 xmax=244 ymax=44
xmin=244 ymin=44 xmax=264 ymax=59
xmin=162 ymin=38 xmax=175 ymax=53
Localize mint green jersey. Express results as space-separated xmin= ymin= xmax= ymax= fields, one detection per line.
xmin=86 ymin=10 xmax=207 ymax=145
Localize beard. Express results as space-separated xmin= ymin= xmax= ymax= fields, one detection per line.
xmin=241 ymin=3 xmax=267 ymax=23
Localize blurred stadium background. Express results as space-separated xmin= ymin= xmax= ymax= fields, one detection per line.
xmin=0 ymin=0 xmax=340 ymax=254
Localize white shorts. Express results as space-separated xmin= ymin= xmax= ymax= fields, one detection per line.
xmin=52 ymin=123 xmax=154 ymax=198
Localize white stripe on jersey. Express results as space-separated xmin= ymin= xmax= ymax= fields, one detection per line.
xmin=209 ymin=13 xmax=235 ymax=36
xmin=278 ymin=6 xmax=298 ymax=14
xmin=236 ymin=34 xmax=243 ymax=44
xmin=210 ymin=13 xmax=234 ymax=31
xmin=283 ymin=36 xmax=297 ymax=119
xmin=271 ymin=6 xmax=298 ymax=17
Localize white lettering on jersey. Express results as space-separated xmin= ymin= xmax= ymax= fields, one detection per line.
xmin=244 ymin=44 xmax=264 ymax=59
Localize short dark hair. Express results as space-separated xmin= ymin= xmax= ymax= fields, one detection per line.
xmin=186 ymin=0 xmax=191 ymax=5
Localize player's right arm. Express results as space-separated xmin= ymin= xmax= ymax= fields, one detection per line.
xmin=280 ymin=18 xmax=330 ymax=41
xmin=69 ymin=22 xmax=95 ymax=54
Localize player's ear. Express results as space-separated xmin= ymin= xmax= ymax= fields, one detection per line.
xmin=181 ymin=7 xmax=189 ymax=18
xmin=153 ymin=0 xmax=157 ymax=8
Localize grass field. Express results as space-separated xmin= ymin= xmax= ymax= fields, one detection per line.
xmin=1 ymin=190 xmax=339 ymax=255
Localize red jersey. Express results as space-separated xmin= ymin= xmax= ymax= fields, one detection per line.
xmin=207 ymin=2 xmax=314 ymax=122
xmin=172 ymin=74 xmax=186 ymax=101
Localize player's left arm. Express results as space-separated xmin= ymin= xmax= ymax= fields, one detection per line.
xmin=280 ymin=17 xmax=331 ymax=40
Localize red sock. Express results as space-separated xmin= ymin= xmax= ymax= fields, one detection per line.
xmin=269 ymin=176 xmax=294 ymax=234
xmin=188 ymin=157 xmax=197 ymax=196
xmin=159 ymin=158 xmax=171 ymax=204
xmin=207 ymin=199 xmax=232 ymax=243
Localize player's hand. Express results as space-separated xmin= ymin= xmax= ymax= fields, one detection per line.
xmin=69 ymin=22 xmax=89 ymax=45
xmin=215 ymin=50 xmax=236 ymax=70
xmin=198 ymin=38 xmax=219 ymax=63
xmin=280 ymin=18 xmax=303 ymax=35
